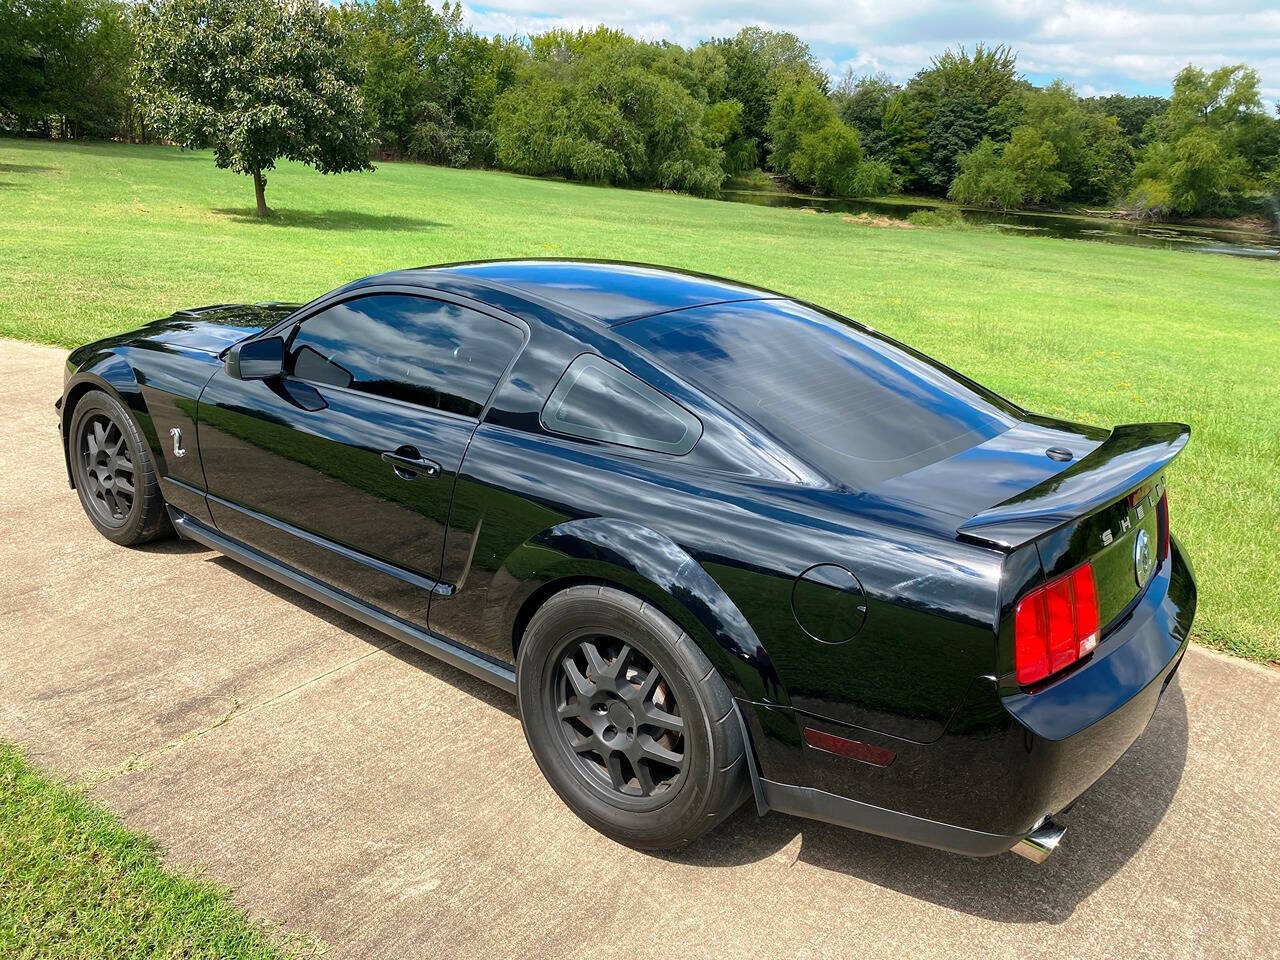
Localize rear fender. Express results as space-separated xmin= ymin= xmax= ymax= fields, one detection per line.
xmin=497 ymin=517 xmax=787 ymax=705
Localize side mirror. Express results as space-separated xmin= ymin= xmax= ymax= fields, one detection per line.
xmin=226 ymin=336 xmax=284 ymax=381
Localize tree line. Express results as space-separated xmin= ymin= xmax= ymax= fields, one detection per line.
xmin=3 ymin=0 xmax=1278 ymax=219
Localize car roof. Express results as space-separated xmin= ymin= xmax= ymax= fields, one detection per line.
xmin=387 ymin=259 xmax=781 ymax=327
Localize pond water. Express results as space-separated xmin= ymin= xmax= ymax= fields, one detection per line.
xmin=720 ymin=189 xmax=1280 ymax=260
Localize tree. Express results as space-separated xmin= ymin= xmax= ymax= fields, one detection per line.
xmin=1129 ymin=131 xmax=1246 ymax=217
xmin=0 ymin=0 xmax=137 ymax=139
xmin=1126 ymin=177 xmax=1173 ymax=219
xmin=948 ymin=138 xmax=1022 ymax=208
xmin=337 ymin=0 xmax=521 ymax=166
xmin=919 ymin=91 xmax=987 ymax=191
xmin=881 ymin=90 xmax=929 ymax=184
xmin=889 ymin=44 xmax=1023 ymax=193
xmin=335 ymin=0 xmax=449 ymax=158
xmin=766 ymin=77 xmax=862 ymax=195
xmin=1126 ymin=64 xmax=1267 ymax=216
xmin=1001 ymin=126 xmax=1068 ymax=204
xmin=832 ymin=70 xmax=898 ymax=158
xmin=1015 ymin=80 xmax=1131 ymax=203
xmin=1083 ymin=93 xmax=1168 ymax=147
xmin=714 ymin=27 xmax=825 ymax=169
xmin=916 ymin=43 xmax=1021 ymax=111
xmin=656 ymin=40 xmax=729 ymax=105
xmin=492 ymin=28 xmax=730 ymax=196
xmin=134 ymin=0 xmax=372 ymax=216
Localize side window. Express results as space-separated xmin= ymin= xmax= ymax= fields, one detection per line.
xmin=541 ymin=354 xmax=702 ymax=455
xmin=286 ymin=294 xmax=523 ymax=417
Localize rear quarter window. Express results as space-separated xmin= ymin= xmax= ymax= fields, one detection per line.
xmin=541 ymin=354 xmax=702 ymax=455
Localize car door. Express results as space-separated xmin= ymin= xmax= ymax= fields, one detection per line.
xmin=196 ymin=290 xmax=526 ymax=626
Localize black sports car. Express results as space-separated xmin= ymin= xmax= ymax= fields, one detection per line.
xmin=58 ymin=260 xmax=1195 ymax=861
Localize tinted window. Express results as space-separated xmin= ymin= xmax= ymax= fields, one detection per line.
xmin=542 ymin=355 xmax=702 ymax=455
xmin=623 ymin=299 xmax=1018 ymax=486
xmin=287 ymin=295 xmax=522 ymax=417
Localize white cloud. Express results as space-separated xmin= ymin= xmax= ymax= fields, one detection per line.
xmin=460 ymin=0 xmax=1280 ymax=104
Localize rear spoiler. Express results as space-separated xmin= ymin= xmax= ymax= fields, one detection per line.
xmin=957 ymin=422 xmax=1190 ymax=550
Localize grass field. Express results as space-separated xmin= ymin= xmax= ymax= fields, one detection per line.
xmin=0 ymin=743 xmax=307 ymax=959
xmin=2 ymin=138 xmax=1277 ymax=664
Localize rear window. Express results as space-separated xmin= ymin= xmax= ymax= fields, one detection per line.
xmin=622 ymin=299 xmax=1019 ymax=486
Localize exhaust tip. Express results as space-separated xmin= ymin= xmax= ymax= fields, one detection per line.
xmin=1012 ymin=819 xmax=1066 ymax=863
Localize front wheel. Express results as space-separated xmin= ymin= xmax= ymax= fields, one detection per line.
xmin=68 ymin=389 xmax=172 ymax=546
xmin=516 ymin=585 xmax=749 ymax=850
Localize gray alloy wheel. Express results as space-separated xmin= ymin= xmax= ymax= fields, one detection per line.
xmin=69 ymin=390 xmax=172 ymax=546
xmin=77 ymin=412 xmax=135 ymax=528
xmin=517 ymin=585 xmax=749 ymax=850
xmin=548 ymin=633 xmax=690 ymax=810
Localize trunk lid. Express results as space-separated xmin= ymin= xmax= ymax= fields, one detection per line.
xmin=967 ymin=423 xmax=1188 ymax=696
xmin=963 ymin=422 xmax=1187 ymax=636
xmin=1033 ymin=472 xmax=1170 ymax=635
xmin=956 ymin=422 xmax=1189 ymax=551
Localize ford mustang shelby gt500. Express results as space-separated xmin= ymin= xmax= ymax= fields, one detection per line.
xmin=58 ymin=260 xmax=1195 ymax=861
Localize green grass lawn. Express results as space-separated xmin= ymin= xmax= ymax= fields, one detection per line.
xmin=2 ymin=138 xmax=1277 ymax=664
xmin=0 ymin=743 xmax=309 ymax=959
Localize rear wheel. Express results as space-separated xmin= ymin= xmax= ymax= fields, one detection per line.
xmin=69 ymin=390 xmax=171 ymax=546
xmin=516 ymin=585 xmax=748 ymax=850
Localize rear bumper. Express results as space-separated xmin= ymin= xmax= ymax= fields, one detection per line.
xmin=741 ymin=536 xmax=1195 ymax=856
xmin=759 ymin=778 xmax=1027 ymax=856
xmin=989 ymin=534 xmax=1193 ymax=832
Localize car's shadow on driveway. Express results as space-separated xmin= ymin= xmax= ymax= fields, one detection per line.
xmin=668 ymin=681 xmax=1189 ymax=925
xmin=203 ymin=552 xmax=518 ymax=719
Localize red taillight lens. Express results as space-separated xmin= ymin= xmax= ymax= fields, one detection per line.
xmin=1044 ymin=577 xmax=1076 ymax=673
xmin=1014 ymin=561 xmax=1100 ymax=688
xmin=1014 ymin=590 xmax=1049 ymax=685
xmin=1071 ymin=564 xmax=1099 ymax=656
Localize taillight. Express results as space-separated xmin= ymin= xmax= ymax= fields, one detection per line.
xmin=1014 ymin=562 xmax=1100 ymax=687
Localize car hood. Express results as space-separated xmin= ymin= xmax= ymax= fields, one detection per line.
xmin=126 ymin=303 xmax=300 ymax=355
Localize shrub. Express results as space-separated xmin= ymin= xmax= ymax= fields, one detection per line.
xmin=906 ymin=207 xmax=968 ymax=227
xmin=848 ymin=158 xmax=900 ymax=197
xmin=1126 ymin=177 xmax=1174 ymax=219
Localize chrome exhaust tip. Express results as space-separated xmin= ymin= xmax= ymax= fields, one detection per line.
xmin=1012 ymin=819 xmax=1066 ymax=863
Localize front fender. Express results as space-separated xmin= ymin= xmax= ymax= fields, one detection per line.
xmin=60 ymin=344 xmax=217 ymax=525
xmin=494 ymin=517 xmax=788 ymax=705
xmin=59 ymin=353 xmax=152 ymax=487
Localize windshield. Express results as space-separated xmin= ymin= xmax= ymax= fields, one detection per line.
xmin=622 ymin=299 xmax=1020 ymax=487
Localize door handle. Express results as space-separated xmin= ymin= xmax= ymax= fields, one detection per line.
xmin=381 ymin=448 xmax=441 ymax=479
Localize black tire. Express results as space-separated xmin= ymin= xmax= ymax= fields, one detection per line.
xmin=516 ymin=584 xmax=749 ymax=850
xmin=68 ymin=389 xmax=172 ymax=546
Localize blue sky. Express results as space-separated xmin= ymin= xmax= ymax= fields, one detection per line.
xmin=460 ymin=0 xmax=1280 ymax=104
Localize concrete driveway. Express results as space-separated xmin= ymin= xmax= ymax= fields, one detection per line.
xmin=2 ymin=337 xmax=1277 ymax=960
